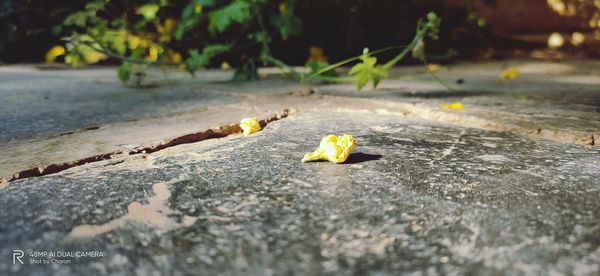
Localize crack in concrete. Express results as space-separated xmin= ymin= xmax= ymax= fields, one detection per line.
xmin=0 ymin=109 xmax=289 ymax=188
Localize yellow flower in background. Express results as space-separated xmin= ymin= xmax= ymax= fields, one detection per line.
xmin=500 ymin=67 xmax=520 ymax=80
xmin=146 ymin=45 xmax=160 ymax=61
xmin=45 ymin=45 xmax=65 ymax=63
xmin=278 ymin=3 xmax=287 ymax=15
xmin=302 ymin=134 xmax=357 ymax=164
xmin=547 ymin=32 xmax=564 ymax=49
xmin=221 ymin=62 xmax=232 ymax=71
xmin=427 ymin=63 xmax=442 ymax=74
xmin=127 ymin=34 xmax=147 ymax=49
xmin=571 ymin=32 xmax=585 ymax=46
xmin=440 ymin=102 xmax=464 ymax=110
xmin=308 ymin=46 xmax=327 ymax=62
xmin=164 ymin=50 xmax=182 ymax=63
xmin=156 ymin=18 xmax=177 ymax=43
xmin=240 ymin=118 xmax=262 ymax=136
xmin=194 ymin=4 xmax=203 ymax=14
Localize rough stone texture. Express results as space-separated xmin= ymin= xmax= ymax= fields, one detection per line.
xmin=1 ymin=62 xmax=599 ymax=275
xmin=0 ymin=66 xmax=298 ymax=141
xmin=1 ymin=112 xmax=599 ymax=275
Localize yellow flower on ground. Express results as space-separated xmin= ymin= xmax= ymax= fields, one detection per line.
xmin=240 ymin=118 xmax=261 ymax=136
xmin=45 ymin=45 xmax=65 ymax=63
xmin=500 ymin=67 xmax=520 ymax=80
xmin=302 ymin=134 xmax=357 ymax=164
xmin=427 ymin=63 xmax=442 ymax=74
xmin=440 ymin=102 xmax=464 ymax=110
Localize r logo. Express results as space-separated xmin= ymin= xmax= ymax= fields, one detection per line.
xmin=13 ymin=250 xmax=24 ymax=264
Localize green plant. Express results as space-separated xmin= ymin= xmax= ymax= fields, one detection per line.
xmin=306 ymin=12 xmax=441 ymax=90
xmin=52 ymin=0 xmax=302 ymax=84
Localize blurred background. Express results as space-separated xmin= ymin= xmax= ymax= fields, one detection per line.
xmin=1 ymin=0 xmax=599 ymax=66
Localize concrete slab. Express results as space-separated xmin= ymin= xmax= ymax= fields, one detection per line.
xmin=1 ymin=111 xmax=598 ymax=275
xmin=1 ymin=61 xmax=599 ymax=275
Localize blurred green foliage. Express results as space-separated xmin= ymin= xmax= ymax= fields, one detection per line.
xmin=2 ymin=0 xmax=489 ymax=89
xmin=40 ymin=0 xmax=301 ymax=84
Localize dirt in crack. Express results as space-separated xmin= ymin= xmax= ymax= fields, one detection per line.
xmin=0 ymin=109 xmax=289 ymax=187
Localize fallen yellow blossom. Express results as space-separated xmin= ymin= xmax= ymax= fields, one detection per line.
xmin=440 ymin=102 xmax=464 ymax=110
xmin=500 ymin=67 xmax=520 ymax=80
xmin=427 ymin=63 xmax=442 ymax=74
xmin=221 ymin=62 xmax=231 ymax=71
xmin=302 ymin=134 xmax=357 ymax=164
xmin=45 ymin=45 xmax=65 ymax=63
xmin=240 ymin=118 xmax=261 ymax=136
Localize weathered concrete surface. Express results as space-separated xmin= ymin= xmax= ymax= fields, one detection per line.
xmin=1 ymin=61 xmax=600 ymax=275
xmin=1 ymin=111 xmax=599 ymax=275
xmin=3 ymin=61 xmax=600 ymax=184
xmin=0 ymin=65 xmax=300 ymax=141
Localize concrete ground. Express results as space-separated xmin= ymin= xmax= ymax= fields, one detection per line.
xmin=0 ymin=61 xmax=599 ymax=275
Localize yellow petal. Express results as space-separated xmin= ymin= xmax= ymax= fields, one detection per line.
xmin=427 ymin=63 xmax=442 ymax=74
xmin=155 ymin=18 xmax=177 ymax=43
xmin=302 ymin=134 xmax=357 ymax=163
xmin=45 ymin=45 xmax=65 ymax=63
xmin=240 ymin=118 xmax=261 ymax=136
xmin=145 ymin=45 xmax=160 ymax=62
xmin=499 ymin=67 xmax=520 ymax=80
xmin=440 ymin=102 xmax=464 ymax=110
xmin=127 ymin=35 xmax=142 ymax=49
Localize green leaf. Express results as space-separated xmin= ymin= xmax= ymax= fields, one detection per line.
xmin=355 ymin=71 xmax=369 ymax=90
xmin=348 ymin=52 xmax=389 ymax=90
xmin=348 ymin=63 xmax=366 ymax=75
xmin=64 ymin=12 xmax=89 ymax=27
xmin=184 ymin=44 xmax=230 ymax=74
xmin=270 ymin=1 xmax=302 ymax=40
xmin=175 ymin=0 xmax=216 ymax=41
xmin=85 ymin=1 xmax=106 ymax=11
xmin=208 ymin=0 xmax=250 ymax=33
xmin=305 ymin=60 xmax=337 ymax=77
xmin=271 ymin=16 xmax=301 ymax=40
xmin=137 ymin=3 xmax=160 ymax=21
xmin=233 ymin=59 xmax=259 ymax=81
xmin=118 ymin=62 xmax=133 ymax=83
